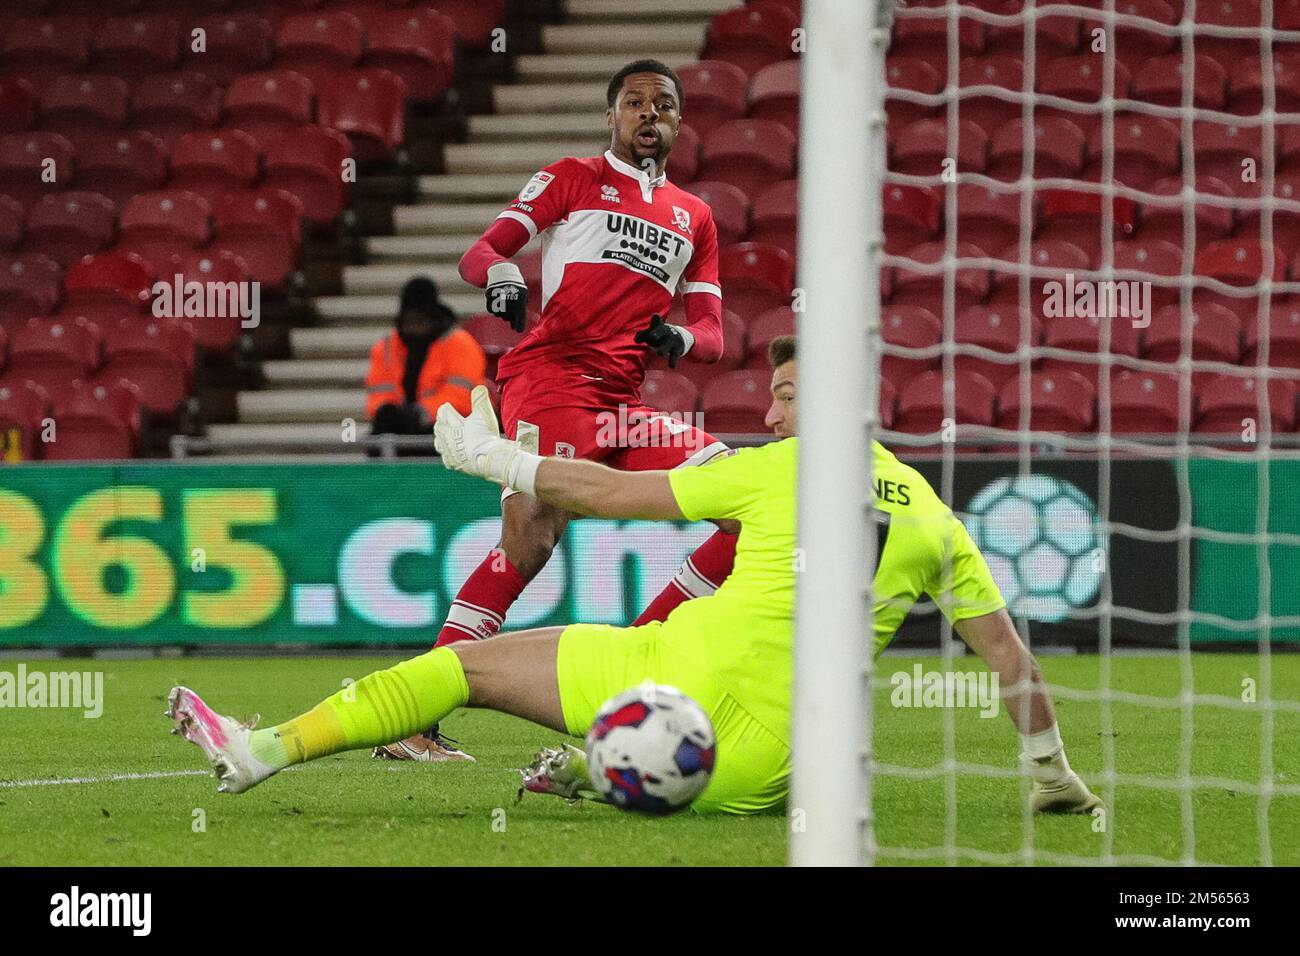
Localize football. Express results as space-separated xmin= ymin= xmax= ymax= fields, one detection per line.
xmin=585 ymin=684 xmax=717 ymax=814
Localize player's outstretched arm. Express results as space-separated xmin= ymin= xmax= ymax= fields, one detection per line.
xmin=434 ymin=385 xmax=685 ymax=521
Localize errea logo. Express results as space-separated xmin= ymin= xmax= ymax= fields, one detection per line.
xmin=600 ymin=185 xmax=621 ymax=203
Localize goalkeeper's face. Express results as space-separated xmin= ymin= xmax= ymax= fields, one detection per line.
xmin=607 ymin=73 xmax=680 ymax=172
xmin=765 ymin=360 xmax=797 ymax=438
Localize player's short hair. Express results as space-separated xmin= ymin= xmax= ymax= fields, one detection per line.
xmin=606 ymin=59 xmax=684 ymax=109
xmin=768 ymin=335 xmax=796 ymax=369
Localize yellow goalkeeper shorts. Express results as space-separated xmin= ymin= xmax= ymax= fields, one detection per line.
xmin=555 ymin=621 xmax=790 ymax=815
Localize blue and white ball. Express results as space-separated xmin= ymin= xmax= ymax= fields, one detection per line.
xmin=585 ymin=684 xmax=716 ymax=814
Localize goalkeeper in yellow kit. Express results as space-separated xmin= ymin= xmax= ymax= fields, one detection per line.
xmin=165 ymin=334 xmax=1100 ymax=816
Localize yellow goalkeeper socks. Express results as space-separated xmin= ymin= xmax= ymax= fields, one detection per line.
xmin=248 ymin=648 xmax=470 ymax=770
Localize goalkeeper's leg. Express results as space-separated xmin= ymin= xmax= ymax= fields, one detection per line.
xmin=953 ymin=609 xmax=1103 ymax=815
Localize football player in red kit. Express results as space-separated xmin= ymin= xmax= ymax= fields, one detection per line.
xmin=374 ymin=60 xmax=742 ymax=761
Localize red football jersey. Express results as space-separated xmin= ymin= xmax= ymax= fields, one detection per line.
xmin=492 ymin=150 xmax=722 ymax=397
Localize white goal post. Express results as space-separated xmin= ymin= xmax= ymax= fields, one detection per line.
xmin=789 ymin=0 xmax=891 ymax=867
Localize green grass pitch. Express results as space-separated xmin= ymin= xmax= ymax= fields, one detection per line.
xmin=0 ymin=654 xmax=1295 ymax=866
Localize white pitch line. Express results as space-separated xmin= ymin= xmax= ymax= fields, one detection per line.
xmin=0 ymin=769 xmax=211 ymax=789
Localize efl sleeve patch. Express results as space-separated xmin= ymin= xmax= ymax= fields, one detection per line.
xmin=518 ymin=170 xmax=555 ymax=202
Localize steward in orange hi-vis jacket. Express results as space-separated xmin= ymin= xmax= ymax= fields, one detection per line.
xmin=366 ymin=277 xmax=486 ymax=434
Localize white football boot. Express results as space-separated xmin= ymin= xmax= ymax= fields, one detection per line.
xmin=166 ymin=686 xmax=277 ymax=794
xmin=516 ymin=743 xmax=606 ymax=804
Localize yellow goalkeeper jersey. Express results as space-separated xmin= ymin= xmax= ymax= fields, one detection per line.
xmin=664 ymin=437 xmax=1006 ymax=744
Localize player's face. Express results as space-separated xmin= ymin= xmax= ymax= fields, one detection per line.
xmin=766 ymin=361 xmax=797 ymax=438
xmin=607 ymin=73 xmax=680 ymax=173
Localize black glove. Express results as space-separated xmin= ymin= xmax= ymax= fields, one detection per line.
xmin=634 ymin=313 xmax=690 ymax=368
xmin=485 ymin=262 xmax=528 ymax=333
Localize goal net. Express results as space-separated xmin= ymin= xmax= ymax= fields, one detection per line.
xmin=794 ymin=0 xmax=1300 ymax=866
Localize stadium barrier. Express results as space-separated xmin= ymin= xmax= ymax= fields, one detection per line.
xmin=0 ymin=456 xmax=1295 ymax=647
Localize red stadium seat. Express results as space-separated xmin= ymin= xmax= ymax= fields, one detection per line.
xmin=1143 ymin=302 xmax=1243 ymax=366
xmin=169 ymin=129 xmax=261 ymax=207
xmin=118 ymin=190 xmax=213 ymax=267
xmin=461 ymin=313 xmax=523 ymax=380
xmin=75 ymin=131 xmax=168 ymax=209
xmin=997 ymin=369 xmax=1097 ymax=433
xmin=1035 ymin=55 xmax=1132 ymax=140
xmin=0 ymin=77 xmax=36 ymax=133
xmin=895 ymin=369 xmax=997 ymax=435
xmin=1107 ymin=0 xmax=1179 ymax=73
xmin=987 ymin=118 xmax=1087 ymax=182
xmin=0 ymin=132 xmax=74 ymax=210
xmin=884 ymin=57 xmax=941 ymax=135
xmin=6 ymin=313 xmax=100 ymax=386
xmin=749 ymin=178 xmax=796 ymax=257
xmin=641 ymin=370 xmax=700 ymax=415
xmin=748 ymin=59 xmax=800 ymax=138
xmin=684 ymin=181 xmax=750 ymax=247
xmin=1234 ymin=171 xmax=1300 ymax=251
xmin=24 ymin=191 xmax=117 ymax=267
xmin=891 ymin=119 xmax=988 ymax=177
xmin=718 ymin=242 xmax=795 ymax=319
xmin=0 ymin=378 xmax=48 ymax=460
xmin=985 ymin=4 xmax=1081 ymax=60
xmin=990 ymin=240 xmax=1092 ymax=315
xmin=1110 ymin=371 xmax=1184 ymax=434
xmin=361 ymin=8 xmax=456 ymax=102
xmin=1036 ymin=190 xmax=1138 ymax=263
xmin=698 ymin=119 xmax=796 ymax=201
xmin=1 ymin=17 xmax=92 ymax=83
xmin=702 ymin=2 xmax=800 ymax=77
xmin=263 ymin=125 xmax=352 ymax=225
xmin=1132 ymin=54 xmax=1228 ymax=111
xmin=211 ymin=188 xmax=303 ymax=289
xmin=1195 ymin=0 xmax=1266 ymax=73
xmin=101 ymin=316 xmax=193 ymax=414
xmin=892 ymin=240 xmax=990 ymax=313
xmin=38 ymin=74 xmax=130 ymax=149
xmin=1228 ymin=54 xmax=1300 ymax=115
xmin=92 ymin=16 xmax=181 ymax=81
xmin=1195 ymin=373 xmax=1298 ymax=436
xmin=676 ymin=61 xmax=748 ymax=140
xmin=63 ymin=250 xmax=154 ymax=323
xmin=317 ymin=68 xmax=406 ymax=163
xmin=1243 ymin=301 xmax=1300 ymax=369
xmin=0 ymin=195 xmax=22 ymax=251
xmin=1138 ymin=175 xmax=1235 ymax=248
xmin=0 ymin=253 xmax=61 ymax=323
xmin=953 ymin=184 xmax=1025 ymax=259
xmin=882 ymin=183 xmax=940 ymax=255
xmin=186 ymin=14 xmax=274 ymax=85
xmin=1192 ymin=121 xmax=1265 ymax=198
xmin=47 ymin=379 xmax=138 ymax=460
xmin=670 ymin=123 xmax=701 ymax=184
xmin=744 ymin=306 xmax=794 ymax=369
xmin=1040 ymin=310 xmax=1142 ymax=388
xmin=131 ymin=72 xmax=223 ymax=147
xmin=275 ymin=10 xmax=363 ymax=89
xmin=1113 ymin=238 xmax=1185 ymax=314
xmin=879 ymin=304 xmax=941 ymax=384
xmin=956 ymin=55 xmax=1024 ymax=137
xmin=1083 ymin=114 xmax=1180 ymax=190
xmin=223 ymin=70 xmax=315 ymax=147
xmin=1194 ymin=239 xmax=1285 ymax=313
xmin=891 ymin=3 xmax=984 ymax=74
xmin=167 ymin=249 xmax=253 ymax=351
xmin=953 ymin=305 xmax=1042 ymax=391
xmin=700 ymin=369 xmax=771 ymax=433
xmin=428 ymin=0 xmax=506 ymax=51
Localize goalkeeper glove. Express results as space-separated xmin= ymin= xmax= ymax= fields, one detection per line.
xmin=485 ymin=262 xmax=528 ymax=332
xmin=634 ymin=313 xmax=694 ymax=368
xmin=434 ymin=385 xmax=541 ymax=494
